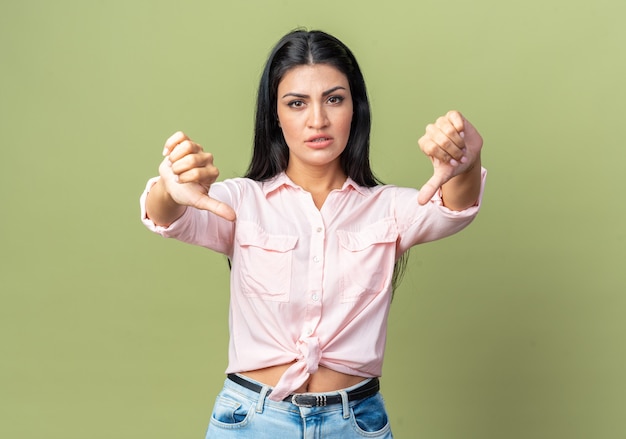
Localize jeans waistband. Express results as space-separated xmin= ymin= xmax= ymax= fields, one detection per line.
xmin=227 ymin=373 xmax=379 ymax=408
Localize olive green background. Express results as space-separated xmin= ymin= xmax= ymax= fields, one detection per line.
xmin=1 ymin=0 xmax=624 ymax=438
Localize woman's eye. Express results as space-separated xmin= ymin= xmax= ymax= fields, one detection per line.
xmin=327 ymin=95 xmax=344 ymax=104
xmin=288 ymin=100 xmax=304 ymax=108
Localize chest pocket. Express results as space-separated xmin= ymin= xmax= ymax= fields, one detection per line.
xmin=337 ymin=219 xmax=398 ymax=302
xmin=235 ymin=221 xmax=298 ymax=302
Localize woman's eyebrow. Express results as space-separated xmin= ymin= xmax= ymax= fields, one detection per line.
xmin=281 ymin=86 xmax=347 ymax=99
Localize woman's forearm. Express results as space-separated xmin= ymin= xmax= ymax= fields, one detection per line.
xmin=440 ymin=154 xmax=482 ymax=211
xmin=145 ymin=178 xmax=187 ymax=227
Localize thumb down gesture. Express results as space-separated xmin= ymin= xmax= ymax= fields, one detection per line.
xmin=417 ymin=111 xmax=483 ymax=206
xmin=159 ymin=131 xmax=236 ymax=221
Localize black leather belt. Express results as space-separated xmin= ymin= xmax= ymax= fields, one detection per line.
xmin=227 ymin=373 xmax=380 ymax=408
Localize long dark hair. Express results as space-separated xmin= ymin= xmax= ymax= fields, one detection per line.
xmin=245 ymin=29 xmax=378 ymax=187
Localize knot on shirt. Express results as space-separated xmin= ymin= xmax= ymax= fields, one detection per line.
xmin=267 ymin=336 xmax=321 ymax=401
xmin=296 ymin=336 xmax=321 ymax=374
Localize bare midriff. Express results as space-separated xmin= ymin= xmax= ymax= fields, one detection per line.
xmin=241 ymin=363 xmax=367 ymax=394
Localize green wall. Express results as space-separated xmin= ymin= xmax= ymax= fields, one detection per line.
xmin=1 ymin=1 xmax=625 ymax=437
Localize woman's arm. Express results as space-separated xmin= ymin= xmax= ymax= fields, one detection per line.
xmin=144 ymin=177 xmax=187 ymax=227
xmin=145 ymin=131 xmax=236 ymax=226
xmin=439 ymin=154 xmax=482 ymax=211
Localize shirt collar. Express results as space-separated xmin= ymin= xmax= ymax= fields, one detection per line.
xmin=260 ymin=172 xmax=372 ymax=197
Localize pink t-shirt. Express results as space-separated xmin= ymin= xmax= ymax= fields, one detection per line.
xmin=140 ymin=169 xmax=486 ymax=400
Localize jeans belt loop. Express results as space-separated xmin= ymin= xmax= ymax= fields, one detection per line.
xmin=256 ymin=385 xmax=270 ymax=413
xmin=338 ymin=389 xmax=350 ymax=419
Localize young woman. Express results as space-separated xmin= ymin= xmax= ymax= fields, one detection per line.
xmin=141 ymin=29 xmax=486 ymax=438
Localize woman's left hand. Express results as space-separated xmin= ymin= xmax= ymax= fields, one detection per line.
xmin=417 ymin=110 xmax=483 ymax=205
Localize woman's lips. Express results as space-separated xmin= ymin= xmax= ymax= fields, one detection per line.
xmin=305 ymin=135 xmax=334 ymax=148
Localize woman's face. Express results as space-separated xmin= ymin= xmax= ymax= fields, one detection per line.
xmin=276 ymin=64 xmax=353 ymax=174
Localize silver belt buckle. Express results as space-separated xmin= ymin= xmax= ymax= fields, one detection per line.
xmin=291 ymin=394 xmax=327 ymax=408
xmin=291 ymin=394 xmax=313 ymax=408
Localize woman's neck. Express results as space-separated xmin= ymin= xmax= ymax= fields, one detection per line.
xmin=285 ymin=163 xmax=347 ymax=209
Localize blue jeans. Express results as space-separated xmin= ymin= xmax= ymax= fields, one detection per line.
xmin=205 ymin=375 xmax=393 ymax=438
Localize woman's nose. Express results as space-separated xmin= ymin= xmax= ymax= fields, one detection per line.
xmin=308 ymin=104 xmax=329 ymax=129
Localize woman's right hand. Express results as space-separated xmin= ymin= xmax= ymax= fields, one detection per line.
xmin=159 ymin=131 xmax=236 ymax=221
